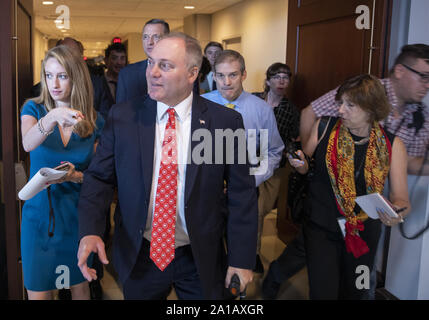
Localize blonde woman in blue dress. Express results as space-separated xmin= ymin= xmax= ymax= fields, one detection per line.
xmin=20 ymin=45 xmax=104 ymax=300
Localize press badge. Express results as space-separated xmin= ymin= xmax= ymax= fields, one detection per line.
xmin=337 ymin=217 xmax=346 ymax=238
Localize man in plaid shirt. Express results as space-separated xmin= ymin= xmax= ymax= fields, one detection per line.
xmin=301 ymin=44 xmax=429 ymax=175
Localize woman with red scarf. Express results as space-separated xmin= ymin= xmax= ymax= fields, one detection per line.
xmin=289 ymin=74 xmax=410 ymax=299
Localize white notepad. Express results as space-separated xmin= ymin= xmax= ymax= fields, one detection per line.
xmin=18 ymin=168 xmax=68 ymax=200
xmin=355 ymin=193 xmax=399 ymax=220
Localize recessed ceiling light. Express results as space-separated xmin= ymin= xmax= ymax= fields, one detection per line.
xmin=42 ymin=1 xmax=54 ymax=5
xmin=184 ymin=6 xmax=195 ymax=10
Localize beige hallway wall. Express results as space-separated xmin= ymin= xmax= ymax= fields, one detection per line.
xmin=211 ymin=0 xmax=289 ymax=93
xmin=33 ymin=29 xmax=49 ymax=85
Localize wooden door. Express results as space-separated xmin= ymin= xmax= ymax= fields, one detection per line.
xmin=277 ymin=0 xmax=392 ymax=244
xmin=286 ymin=0 xmax=391 ymax=109
xmin=0 ymin=0 xmax=33 ymax=299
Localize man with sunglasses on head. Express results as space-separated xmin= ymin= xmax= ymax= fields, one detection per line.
xmin=301 ymin=44 xmax=429 ymax=174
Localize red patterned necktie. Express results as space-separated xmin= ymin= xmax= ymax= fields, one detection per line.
xmin=150 ymin=108 xmax=178 ymax=271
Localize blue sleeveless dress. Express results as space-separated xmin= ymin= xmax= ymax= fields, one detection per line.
xmin=20 ymin=101 xmax=104 ymax=291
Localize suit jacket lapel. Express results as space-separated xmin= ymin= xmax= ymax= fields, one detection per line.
xmin=137 ymin=97 xmax=156 ymax=203
xmin=185 ymin=95 xmax=209 ymax=205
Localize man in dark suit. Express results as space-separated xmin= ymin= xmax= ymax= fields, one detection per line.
xmin=116 ymin=19 xmax=170 ymax=104
xmin=77 ymin=32 xmax=258 ymax=299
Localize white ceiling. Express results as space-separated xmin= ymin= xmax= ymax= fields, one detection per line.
xmin=34 ymin=0 xmax=243 ymax=57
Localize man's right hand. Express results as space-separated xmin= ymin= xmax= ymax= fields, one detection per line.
xmin=77 ymin=235 xmax=109 ymax=282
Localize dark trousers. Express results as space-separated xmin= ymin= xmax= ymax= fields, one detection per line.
xmin=262 ymin=230 xmax=306 ymax=299
xmin=303 ymin=219 xmax=381 ymax=300
xmin=271 ymin=231 xmax=306 ymax=281
xmin=123 ymin=239 xmax=204 ymax=300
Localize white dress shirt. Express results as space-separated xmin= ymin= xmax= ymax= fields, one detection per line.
xmin=144 ymin=92 xmax=193 ymax=247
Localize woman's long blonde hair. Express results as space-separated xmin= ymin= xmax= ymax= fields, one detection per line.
xmin=31 ymin=45 xmax=96 ymax=137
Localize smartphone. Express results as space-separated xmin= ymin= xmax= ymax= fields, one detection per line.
xmin=289 ymin=151 xmax=301 ymax=160
xmin=54 ymin=163 xmax=70 ymax=171
xmin=285 ymin=141 xmax=301 ymax=160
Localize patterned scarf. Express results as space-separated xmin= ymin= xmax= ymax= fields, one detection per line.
xmin=325 ymin=119 xmax=391 ymax=258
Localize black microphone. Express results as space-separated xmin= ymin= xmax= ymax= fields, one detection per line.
xmin=285 ymin=140 xmax=301 ymax=160
xmin=229 ymin=274 xmax=246 ymax=299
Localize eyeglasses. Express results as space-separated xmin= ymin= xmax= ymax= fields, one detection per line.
xmin=143 ymin=34 xmax=162 ymax=42
xmin=215 ymin=72 xmax=240 ymax=81
xmin=271 ymin=75 xmax=290 ymax=81
xmin=401 ymin=64 xmax=429 ymax=84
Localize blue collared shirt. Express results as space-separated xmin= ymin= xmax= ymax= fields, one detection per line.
xmin=202 ymin=90 xmax=284 ymax=186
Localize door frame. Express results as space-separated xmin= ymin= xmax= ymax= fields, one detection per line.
xmin=0 ymin=0 xmax=24 ymax=300
xmin=286 ymin=0 xmax=393 ymax=108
